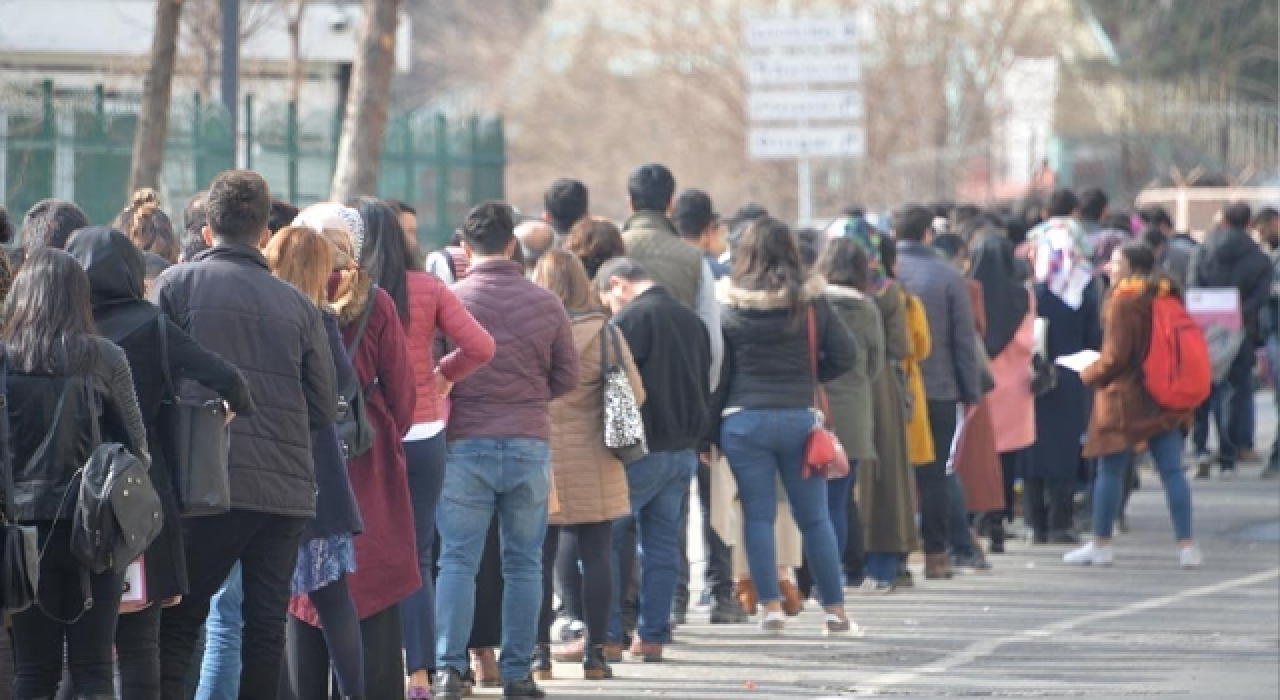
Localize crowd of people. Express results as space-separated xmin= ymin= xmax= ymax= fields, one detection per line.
xmin=0 ymin=165 xmax=1273 ymax=700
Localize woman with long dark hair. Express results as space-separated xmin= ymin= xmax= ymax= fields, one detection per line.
xmin=3 ymin=248 xmax=150 ymax=698
xmin=712 ymin=217 xmax=858 ymax=634
xmin=346 ymin=199 xmax=494 ymax=697
xmin=286 ymin=202 xmax=417 ymax=699
xmin=1065 ymin=241 xmax=1201 ymax=568
xmin=64 ymin=227 xmax=253 ymax=700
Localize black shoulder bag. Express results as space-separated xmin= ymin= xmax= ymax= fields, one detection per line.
xmin=158 ymin=317 xmax=232 ymax=517
xmin=336 ymin=286 xmax=379 ymax=459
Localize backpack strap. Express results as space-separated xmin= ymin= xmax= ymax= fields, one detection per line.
xmin=347 ymin=284 xmax=379 ymax=357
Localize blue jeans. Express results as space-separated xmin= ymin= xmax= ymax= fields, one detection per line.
xmin=826 ymin=466 xmax=856 ymax=563
xmin=1093 ymin=429 xmax=1193 ymax=541
xmin=721 ymin=409 xmax=845 ymax=607
xmin=1194 ymin=346 xmax=1255 ymax=470
xmin=863 ymin=552 xmax=898 ymax=585
xmin=196 ymin=563 xmax=242 ymax=700
xmin=435 ymin=438 xmax=551 ymax=682
xmin=400 ymin=434 xmax=448 ymax=675
xmin=608 ymin=450 xmax=696 ymax=644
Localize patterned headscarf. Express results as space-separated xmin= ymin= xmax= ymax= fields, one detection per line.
xmin=1028 ymin=216 xmax=1094 ymax=309
xmin=293 ymin=202 xmax=365 ymax=261
xmin=826 ymin=216 xmax=887 ymax=293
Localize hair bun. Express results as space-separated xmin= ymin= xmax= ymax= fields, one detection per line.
xmin=132 ymin=188 xmax=161 ymax=211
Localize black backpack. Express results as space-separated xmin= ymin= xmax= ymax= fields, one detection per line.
xmin=336 ymin=286 xmax=379 ymax=459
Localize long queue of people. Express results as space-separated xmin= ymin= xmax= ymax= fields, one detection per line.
xmin=0 ymin=165 xmax=1268 ymax=700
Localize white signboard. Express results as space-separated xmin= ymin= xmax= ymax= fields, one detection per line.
xmin=746 ymin=55 xmax=861 ymax=85
xmin=748 ymin=91 xmax=864 ymax=121
xmin=744 ymin=16 xmax=858 ymax=49
xmin=749 ymin=127 xmax=866 ymax=160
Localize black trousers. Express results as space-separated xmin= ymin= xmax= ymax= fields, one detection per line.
xmin=1025 ymin=476 xmax=1075 ymax=535
xmin=538 ymin=523 xmax=613 ymax=647
xmin=117 ymin=603 xmax=163 ymax=700
xmin=158 ymin=511 xmax=307 ymax=700
xmin=279 ymin=575 xmax=364 ymax=699
xmin=919 ymin=401 xmax=959 ymax=554
xmin=675 ymin=461 xmax=732 ymax=608
xmin=11 ymin=523 xmax=124 ymax=699
xmin=282 ymin=602 xmax=400 ymax=700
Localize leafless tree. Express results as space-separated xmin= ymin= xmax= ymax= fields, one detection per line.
xmin=331 ymin=0 xmax=404 ymax=201
xmin=287 ymin=0 xmax=312 ymax=104
xmin=129 ymin=0 xmax=185 ymax=192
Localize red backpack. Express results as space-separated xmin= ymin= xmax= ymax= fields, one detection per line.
xmin=1143 ymin=295 xmax=1212 ymax=411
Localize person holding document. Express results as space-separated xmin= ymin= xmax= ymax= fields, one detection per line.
xmin=1064 ymin=242 xmax=1202 ymax=569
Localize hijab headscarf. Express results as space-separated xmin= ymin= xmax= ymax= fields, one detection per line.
xmin=64 ymin=225 xmax=159 ymax=341
xmin=970 ymin=230 xmax=1030 ymax=358
xmin=826 ymin=216 xmax=888 ymax=293
xmin=1027 ymin=216 xmax=1094 ymax=310
xmin=296 ymin=203 xmax=369 ymax=320
xmin=294 ymin=202 xmax=365 ymax=259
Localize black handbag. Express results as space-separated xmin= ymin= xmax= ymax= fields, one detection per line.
xmin=0 ymin=350 xmax=39 ymax=614
xmin=158 ymin=318 xmax=232 ymax=517
xmin=336 ymin=287 xmax=379 ymax=460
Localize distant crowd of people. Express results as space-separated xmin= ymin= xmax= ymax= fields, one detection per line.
xmin=0 ymin=168 xmax=1273 ymax=700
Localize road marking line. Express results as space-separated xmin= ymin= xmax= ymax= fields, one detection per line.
xmin=852 ymin=567 xmax=1280 ymax=695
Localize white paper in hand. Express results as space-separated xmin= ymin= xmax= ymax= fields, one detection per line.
xmin=1055 ymin=350 xmax=1101 ymax=373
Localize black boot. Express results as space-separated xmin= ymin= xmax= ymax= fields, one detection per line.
xmin=710 ymin=592 xmax=748 ymax=624
xmin=504 ymin=676 xmax=547 ymax=698
xmin=584 ymin=644 xmax=614 ymax=680
xmin=433 ymin=668 xmax=465 ymax=700
xmin=989 ymin=521 xmax=1006 ymax=554
xmin=531 ymin=643 xmax=553 ymax=681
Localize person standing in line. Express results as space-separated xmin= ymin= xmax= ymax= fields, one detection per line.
xmin=1065 ymin=242 xmax=1202 ymax=568
xmin=65 ymin=227 xmax=254 ymax=700
xmin=3 ymin=249 xmax=150 ymax=698
xmin=360 ymin=200 xmax=495 ymax=698
xmin=385 ymin=199 xmax=422 ymax=266
xmin=566 ymin=218 xmax=627 ymax=281
xmin=284 ymin=201 xmax=418 ymax=699
xmin=433 ymin=202 xmax=579 ymax=700
xmin=1254 ymin=208 xmax=1280 ymax=480
xmin=595 ymin=257 xmax=712 ymax=659
xmin=261 ymin=224 xmax=366 ymax=700
xmin=544 ymin=178 xmax=590 ymax=247
xmin=670 ymin=188 xmax=744 ymax=624
xmin=116 ymin=188 xmax=181 ymax=263
xmin=1025 ymin=189 xmax=1102 ymax=545
xmin=711 ymin=218 xmax=859 ymax=635
xmin=620 ymin=164 xmax=723 ymax=391
xmin=894 ymin=206 xmax=982 ymax=580
xmin=530 ymin=251 xmax=645 ymax=680
xmin=815 ymin=234 xmax=886 ymax=590
xmin=516 ymin=220 xmax=557 ymax=274
xmin=153 ymin=171 xmax=337 ymax=700
xmin=1189 ymin=202 xmax=1272 ymax=479
xmin=969 ymin=228 xmax=1037 ymax=554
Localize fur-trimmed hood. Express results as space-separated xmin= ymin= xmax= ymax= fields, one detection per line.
xmin=328 ymin=268 xmax=374 ymax=325
xmin=824 ymin=283 xmax=869 ymax=302
xmin=717 ymin=274 xmax=827 ymax=309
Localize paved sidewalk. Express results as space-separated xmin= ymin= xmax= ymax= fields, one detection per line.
xmin=527 ymin=396 xmax=1280 ymax=699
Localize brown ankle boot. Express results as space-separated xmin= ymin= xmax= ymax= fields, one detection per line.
xmin=778 ymin=580 xmax=804 ymax=616
xmin=924 ymin=552 xmax=953 ymax=580
xmin=736 ymin=579 xmax=758 ymax=615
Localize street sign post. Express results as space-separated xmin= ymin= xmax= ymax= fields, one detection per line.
xmin=744 ymin=14 xmax=862 ymax=225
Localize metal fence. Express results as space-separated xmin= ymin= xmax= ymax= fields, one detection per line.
xmin=1 ymin=81 xmax=505 ymax=249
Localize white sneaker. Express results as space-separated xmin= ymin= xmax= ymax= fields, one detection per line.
xmin=759 ymin=610 xmax=787 ymax=633
xmin=1063 ymin=541 xmax=1114 ymax=566
xmin=823 ymin=614 xmax=865 ymax=637
xmin=1180 ymin=545 xmax=1203 ymax=569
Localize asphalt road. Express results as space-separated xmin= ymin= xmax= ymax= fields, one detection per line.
xmin=524 ymin=397 xmax=1280 ymax=700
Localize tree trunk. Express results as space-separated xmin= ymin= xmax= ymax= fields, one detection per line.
xmin=288 ymin=0 xmax=309 ymax=104
xmin=129 ymin=0 xmax=185 ymax=193
xmin=330 ymin=0 xmax=402 ymax=201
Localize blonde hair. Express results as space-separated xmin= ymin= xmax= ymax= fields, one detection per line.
xmin=116 ymin=188 xmax=179 ymax=263
xmin=533 ymin=249 xmax=597 ymax=313
xmin=265 ymin=226 xmax=333 ymax=306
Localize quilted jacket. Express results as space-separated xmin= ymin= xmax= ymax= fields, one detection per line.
xmin=549 ymin=312 xmax=645 ymax=525
xmin=447 ymin=259 xmax=579 ymax=441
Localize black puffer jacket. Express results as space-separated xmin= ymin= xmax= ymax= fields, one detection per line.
xmin=150 ymin=244 xmax=337 ymax=517
xmin=712 ymin=276 xmax=857 ymax=437
xmin=1190 ymin=227 xmax=1272 ymax=344
xmin=8 ymin=338 xmax=149 ymax=522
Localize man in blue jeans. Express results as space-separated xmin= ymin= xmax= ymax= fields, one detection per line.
xmin=433 ymin=202 xmax=579 ymax=700
xmin=598 ymin=258 xmax=712 ymax=662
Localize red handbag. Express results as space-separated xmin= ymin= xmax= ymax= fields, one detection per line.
xmin=803 ymin=305 xmax=851 ymax=480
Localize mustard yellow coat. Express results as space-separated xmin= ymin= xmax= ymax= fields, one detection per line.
xmin=903 ymin=291 xmax=936 ymax=466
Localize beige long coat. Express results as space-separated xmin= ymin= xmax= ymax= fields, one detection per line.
xmin=549 ymin=312 xmax=646 ymax=526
